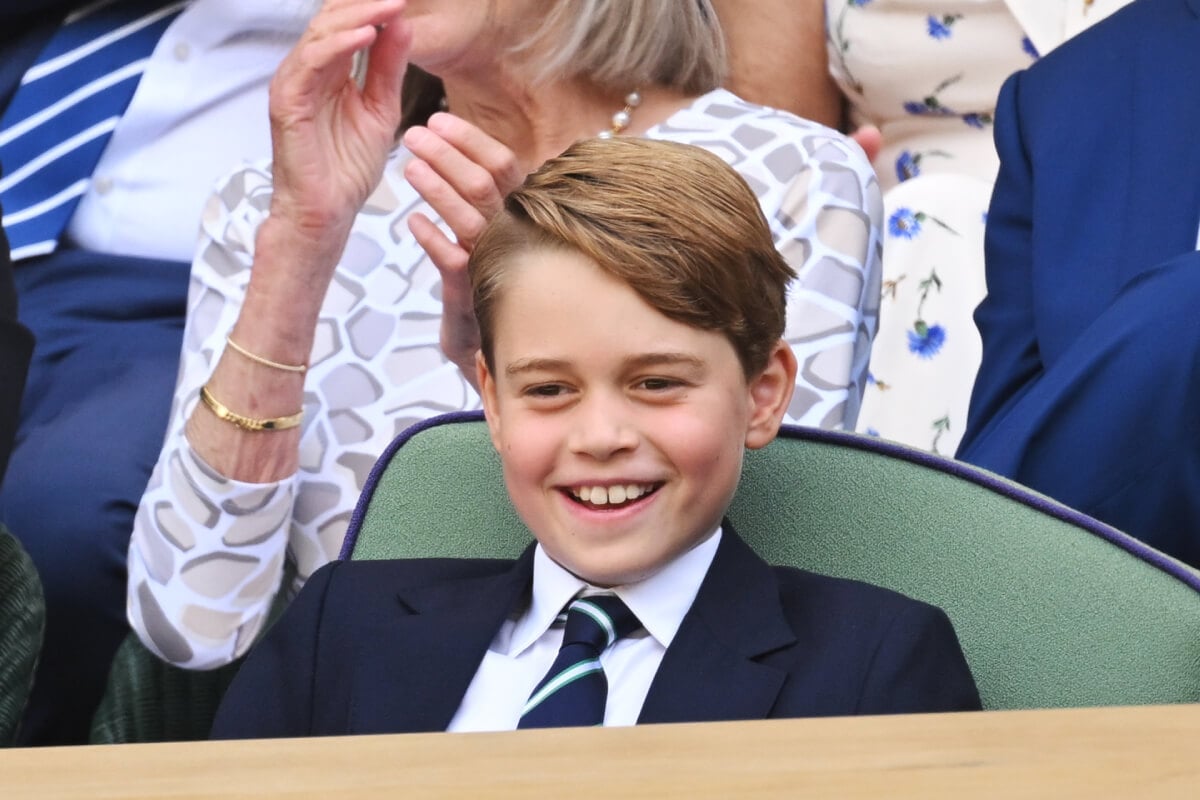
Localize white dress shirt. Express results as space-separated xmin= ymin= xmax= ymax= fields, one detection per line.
xmin=65 ymin=0 xmax=313 ymax=261
xmin=446 ymin=528 xmax=723 ymax=732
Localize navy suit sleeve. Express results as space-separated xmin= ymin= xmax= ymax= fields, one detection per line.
xmin=210 ymin=561 xmax=341 ymax=740
xmin=855 ymin=603 xmax=981 ymax=714
xmin=958 ymin=70 xmax=1043 ymax=457
xmin=0 ymin=194 xmax=33 ymax=488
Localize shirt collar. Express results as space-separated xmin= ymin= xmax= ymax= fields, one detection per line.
xmin=510 ymin=527 xmax=723 ymax=655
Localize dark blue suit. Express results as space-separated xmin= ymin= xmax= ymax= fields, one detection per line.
xmin=211 ymin=527 xmax=981 ymax=739
xmin=958 ymin=0 xmax=1200 ymax=568
xmin=0 ymin=1 xmax=189 ymax=743
xmin=0 ymin=195 xmax=33 ymax=488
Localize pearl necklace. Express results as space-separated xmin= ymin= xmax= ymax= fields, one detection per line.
xmin=597 ymin=91 xmax=642 ymax=139
xmin=437 ymin=90 xmax=642 ymax=139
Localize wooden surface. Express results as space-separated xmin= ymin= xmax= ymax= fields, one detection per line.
xmin=4 ymin=704 xmax=1199 ymax=798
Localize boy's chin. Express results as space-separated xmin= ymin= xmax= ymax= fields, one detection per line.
xmin=555 ymin=556 xmax=658 ymax=590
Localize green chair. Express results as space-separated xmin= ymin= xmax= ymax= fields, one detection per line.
xmin=0 ymin=524 xmax=45 ymax=746
xmin=342 ymin=411 xmax=1200 ymax=710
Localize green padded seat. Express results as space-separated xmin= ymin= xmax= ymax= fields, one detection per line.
xmin=0 ymin=525 xmax=45 ymax=746
xmin=342 ymin=412 xmax=1200 ymax=710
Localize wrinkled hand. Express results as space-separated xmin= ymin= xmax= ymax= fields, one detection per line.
xmin=403 ymin=114 xmax=525 ymax=385
xmin=267 ymin=0 xmax=410 ymax=262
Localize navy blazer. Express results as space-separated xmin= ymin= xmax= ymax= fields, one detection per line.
xmin=961 ymin=0 xmax=1200 ymax=447
xmin=211 ymin=526 xmax=980 ymax=739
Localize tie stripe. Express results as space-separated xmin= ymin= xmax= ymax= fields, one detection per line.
xmin=518 ymin=594 xmax=641 ymax=729
xmin=521 ymin=660 xmax=604 ymax=717
xmin=0 ymin=0 xmax=186 ymax=260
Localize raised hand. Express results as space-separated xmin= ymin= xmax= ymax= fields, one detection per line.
xmin=402 ymin=113 xmax=525 ymax=383
xmin=267 ymin=0 xmax=411 ymax=262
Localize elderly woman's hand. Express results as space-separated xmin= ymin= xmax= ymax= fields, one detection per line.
xmin=402 ymin=113 xmax=524 ymax=386
xmin=265 ymin=0 xmax=410 ymax=272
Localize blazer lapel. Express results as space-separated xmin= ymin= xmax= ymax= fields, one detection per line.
xmin=638 ymin=526 xmax=796 ymax=724
xmin=349 ymin=547 xmax=536 ymax=734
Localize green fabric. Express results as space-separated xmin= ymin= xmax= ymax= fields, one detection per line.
xmin=351 ymin=420 xmax=1200 ymax=710
xmin=0 ymin=525 xmax=45 ymax=747
xmin=89 ymin=562 xmax=295 ymax=744
xmin=88 ymin=635 xmax=242 ymax=745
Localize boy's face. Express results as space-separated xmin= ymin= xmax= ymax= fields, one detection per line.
xmin=477 ymin=248 xmax=795 ymax=587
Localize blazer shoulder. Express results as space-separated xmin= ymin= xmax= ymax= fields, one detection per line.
xmin=770 ymin=565 xmax=954 ymax=633
xmin=317 ymin=556 xmax=518 ymax=600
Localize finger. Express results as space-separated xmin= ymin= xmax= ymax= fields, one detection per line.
xmin=305 ymin=0 xmax=408 ymax=43
xmin=404 ymin=156 xmax=491 ymax=250
xmin=362 ymin=9 xmax=410 ymax=120
xmin=426 ymin=112 xmax=525 ymax=194
xmin=410 ymin=213 xmax=481 ymax=373
xmin=403 ymin=126 xmax=507 ymax=220
xmin=851 ymin=124 xmax=882 ymax=164
xmin=408 ymin=212 xmax=471 ymax=281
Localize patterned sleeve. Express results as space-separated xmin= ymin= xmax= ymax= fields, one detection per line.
xmin=126 ymin=163 xmax=299 ymax=670
xmin=767 ymin=114 xmax=883 ymax=429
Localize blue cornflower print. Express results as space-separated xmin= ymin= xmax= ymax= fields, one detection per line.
xmin=888 ymin=208 xmax=922 ymax=239
xmin=848 ymin=0 xmax=873 ymax=5
xmin=896 ymin=151 xmax=919 ymax=181
xmin=866 ymin=428 xmax=881 ymax=438
xmin=926 ymin=14 xmax=961 ymax=40
xmin=962 ymin=112 xmax=993 ymax=129
xmin=907 ymin=322 xmax=946 ymax=359
xmin=1022 ymin=37 xmax=1040 ymax=60
xmin=903 ymin=75 xmax=962 ymax=118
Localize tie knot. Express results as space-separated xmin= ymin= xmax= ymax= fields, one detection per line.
xmin=561 ymin=595 xmax=640 ymax=653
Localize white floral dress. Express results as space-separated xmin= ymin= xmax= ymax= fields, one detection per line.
xmin=826 ymin=0 xmax=1126 ymax=453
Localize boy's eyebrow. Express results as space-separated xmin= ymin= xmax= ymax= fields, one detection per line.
xmin=505 ymin=352 xmax=706 ymax=377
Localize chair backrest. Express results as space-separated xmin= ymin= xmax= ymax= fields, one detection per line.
xmin=0 ymin=524 xmax=44 ymax=746
xmin=343 ymin=412 xmax=1200 ymax=710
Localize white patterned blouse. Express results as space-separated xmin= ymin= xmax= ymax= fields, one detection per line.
xmin=127 ymin=88 xmax=883 ymax=669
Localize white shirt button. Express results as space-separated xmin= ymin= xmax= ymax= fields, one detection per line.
xmin=173 ymin=41 xmax=191 ymax=61
xmin=93 ymin=177 xmax=114 ymax=195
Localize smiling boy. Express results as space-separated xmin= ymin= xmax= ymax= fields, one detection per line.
xmin=211 ymin=138 xmax=979 ymax=739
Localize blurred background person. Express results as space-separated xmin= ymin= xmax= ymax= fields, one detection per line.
xmin=0 ymin=0 xmax=311 ymax=743
xmin=826 ymin=0 xmax=1128 ymax=453
xmin=959 ymin=0 xmax=1200 ymax=567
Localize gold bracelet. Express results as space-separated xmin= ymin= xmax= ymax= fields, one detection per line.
xmin=225 ymin=334 xmax=307 ymax=374
xmin=199 ymin=385 xmax=303 ymax=432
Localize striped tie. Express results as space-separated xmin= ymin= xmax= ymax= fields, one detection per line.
xmin=0 ymin=0 xmax=186 ymax=261
xmin=518 ymin=595 xmax=641 ymax=729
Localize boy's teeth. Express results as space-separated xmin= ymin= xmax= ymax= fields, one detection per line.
xmin=574 ymin=484 xmax=651 ymax=505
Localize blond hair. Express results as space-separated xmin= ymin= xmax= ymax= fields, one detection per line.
xmin=470 ymin=137 xmax=794 ymax=378
xmin=400 ymin=1 xmax=726 ymax=131
xmin=524 ymin=0 xmax=726 ymax=94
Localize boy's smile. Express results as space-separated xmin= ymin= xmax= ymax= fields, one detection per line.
xmin=477 ymin=247 xmax=793 ymax=587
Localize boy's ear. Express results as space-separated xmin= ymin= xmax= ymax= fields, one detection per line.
xmin=477 ymin=351 xmax=503 ymax=449
xmin=744 ymin=341 xmax=797 ymax=450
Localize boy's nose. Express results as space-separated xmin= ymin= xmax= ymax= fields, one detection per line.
xmin=566 ymin=395 xmax=639 ymax=460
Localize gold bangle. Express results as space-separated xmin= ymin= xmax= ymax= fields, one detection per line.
xmin=199 ymin=385 xmax=303 ymax=432
xmin=225 ymin=334 xmax=307 ymax=374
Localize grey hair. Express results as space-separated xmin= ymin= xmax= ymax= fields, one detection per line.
xmin=521 ymin=0 xmax=727 ymax=94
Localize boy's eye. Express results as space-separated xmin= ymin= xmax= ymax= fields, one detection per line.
xmin=525 ymin=383 xmax=569 ymax=398
xmin=636 ymin=377 xmax=683 ymax=391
